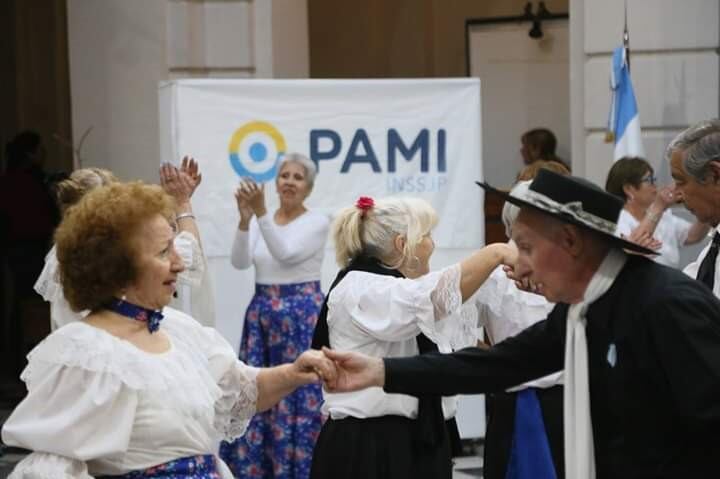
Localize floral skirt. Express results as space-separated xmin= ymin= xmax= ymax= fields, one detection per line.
xmin=99 ymin=454 xmax=220 ymax=478
xmin=220 ymin=281 xmax=324 ymax=479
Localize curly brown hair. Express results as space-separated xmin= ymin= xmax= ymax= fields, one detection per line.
xmin=55 ymin=181 xmax=175 ymax=312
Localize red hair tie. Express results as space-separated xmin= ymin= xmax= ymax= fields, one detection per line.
xmin=355 ymin=196 xmax=374 ymax=217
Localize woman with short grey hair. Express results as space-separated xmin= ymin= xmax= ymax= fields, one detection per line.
xmin=223 ymin=152 xmax=329 ymax=478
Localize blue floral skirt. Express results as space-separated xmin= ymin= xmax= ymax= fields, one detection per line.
xmin=220 ymin=281 xmax=325 ymax=479
xmin=99 ymin=454 xmax=220 ymax=478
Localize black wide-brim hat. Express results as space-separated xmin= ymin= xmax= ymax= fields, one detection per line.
xmin=476 ymin=169 xmax=654 ymax=254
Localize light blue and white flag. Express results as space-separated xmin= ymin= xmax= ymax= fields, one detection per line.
xmin=607 ymin=46 xmax=644 ymax=160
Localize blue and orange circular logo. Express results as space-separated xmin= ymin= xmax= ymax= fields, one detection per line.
xmin=228 ymin=121 xmax=286 ymax=182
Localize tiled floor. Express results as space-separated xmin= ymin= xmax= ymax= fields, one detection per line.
xmin=453 ymin=455 xmax=484 ymax=478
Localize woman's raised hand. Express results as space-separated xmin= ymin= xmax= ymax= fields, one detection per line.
xmin=180 ymin=156 xmax=202 ymax=195
xmin=235 ymin=185 xmax=254 ymax=229
xmin=237 ymin=178 xmax=267 ymax=218
xmin=160 ymin=160 xmax=198 ymax=207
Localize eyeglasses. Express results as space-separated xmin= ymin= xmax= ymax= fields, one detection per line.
xmin=639 ymin=175 xmax=657 ymax=186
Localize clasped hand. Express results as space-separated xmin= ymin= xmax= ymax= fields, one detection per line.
xmin=293 ymin=348 xmax=384 ymax=393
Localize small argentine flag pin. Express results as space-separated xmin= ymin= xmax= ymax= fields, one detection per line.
xmin=607 ymin=343 xmax=617 ymax=367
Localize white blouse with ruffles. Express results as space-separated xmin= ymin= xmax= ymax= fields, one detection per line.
xmin=322 ymin=264 xmax=472 ymax=420
xmin=2 ymin=308 xmax=259 ymax=479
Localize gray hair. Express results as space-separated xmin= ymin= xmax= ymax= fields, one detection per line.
xmin=278 ymin=152 xmax=318 ymax=189
xmin=501 ymin=181 xmax=532 ymax=237
xmin=665 ymin=119 xmax=720 ymax=182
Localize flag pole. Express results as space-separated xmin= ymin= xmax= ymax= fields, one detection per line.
xmin=623 ymin=0 xmax=630 ymax=72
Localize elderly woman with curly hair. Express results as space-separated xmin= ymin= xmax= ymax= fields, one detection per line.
xmin=1 ymin=181 xmax=336 ymax=478
xmin=34 ymin=158 xmax=215 ymax=331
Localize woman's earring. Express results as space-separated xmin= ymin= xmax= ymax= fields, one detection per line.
xmin=408 ymin=255 xmax=421 ymax=271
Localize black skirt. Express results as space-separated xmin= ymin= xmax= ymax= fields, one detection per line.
xmin=310 ymin=415 xmax=453 ymax=479
xmin=483 ymin=385 xmax=564 ymax=479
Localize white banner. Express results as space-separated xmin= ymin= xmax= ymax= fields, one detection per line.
xmin=159 ymin=79 xmax=484 ymax=258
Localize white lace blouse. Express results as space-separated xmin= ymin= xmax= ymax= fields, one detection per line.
xmin=322 ymin=264 xmax=471 ymax=420
xmin=1 ymin=308 xmax=259 ymax=479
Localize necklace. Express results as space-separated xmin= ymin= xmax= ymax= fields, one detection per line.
xmin=105 ymin=297 xmax=164 ymax=333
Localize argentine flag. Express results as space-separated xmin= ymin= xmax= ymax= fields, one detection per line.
xmin=607 ymin=46 xmax=645 ymax=160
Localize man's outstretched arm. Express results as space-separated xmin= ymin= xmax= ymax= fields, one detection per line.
xmin=324 ymin=309 xmax=565 ymax=396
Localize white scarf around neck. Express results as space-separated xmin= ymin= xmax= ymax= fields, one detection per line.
xmin=563 ymin=248 xmax=627 ymax=479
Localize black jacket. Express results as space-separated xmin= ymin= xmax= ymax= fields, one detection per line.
xmin=384 ymin=255 xmax=720 ymax=478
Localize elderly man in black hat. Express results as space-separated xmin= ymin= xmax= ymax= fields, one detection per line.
xmin=322 ymin=169 xmax=720 ymax=479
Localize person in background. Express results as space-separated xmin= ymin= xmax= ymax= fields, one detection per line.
xmin=2 ymin=181 xmax=337 ymax=478
xmin=0 ymin=131 xmax=57 ymax=298
xmin=159 ymin=157 xmax=216 ymax=327
xmin=520 ymin=128 xmax=571 ymax=172
xmin=309 ymin=195 xmax=517 ymax=479
xmin=666 ymin=119 xmax=720 ymax=297
xmin=222 ymin=153 xmax=329 ymax=479
xmin=605 ymin=156 xmax=708 ymax=268
xmin=517 ymin=160 xmax=569 ymax=182
xmin=34 ymin=157 xmax=212 ymax=330
xmin=34 ymin=167 xmax=118 ymax=330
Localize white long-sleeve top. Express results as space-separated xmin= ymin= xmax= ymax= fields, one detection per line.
xmin=615 ymin=209 xmax=691 ymax=268
xmin=2 ymin=308 xmax=259 ymax=478
xmin=231 ymin=211 xmax=329 ymax=285
xmin=323 ymin=264 xmax=471 ymax=420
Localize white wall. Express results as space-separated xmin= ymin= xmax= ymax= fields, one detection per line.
xmin=67 ymin=0 xmax=169 ymax=181
xmin=570 ymin=0 xmax=719 ymax=265
xmin=67 ymin=0 xmax=309 ymax=182
xmin=571 ymin=0 xmax=719 ymax=182
xmin=469 ymin=20 xmax=570 ymax=188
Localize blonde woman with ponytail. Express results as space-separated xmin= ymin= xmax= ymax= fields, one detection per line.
xmin=310 ymin=196 xmax=517 ymax=479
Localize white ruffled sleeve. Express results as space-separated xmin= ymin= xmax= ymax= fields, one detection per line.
xmin=202 ymin=327 xmax=259 ymax=441
xmin=334 ymin=264 xmax=463 ymax=348
xmin=173 ymin=231 xmax=205 ymax=287
xmin=33 ymin=246 xmax=87 ymax=330
xmin=164 ymin=310 xmax=260 ymax=442
xmin=2 ymin=330 xmax=139 ymax=478
xmin=7 ymin=452 xmax=93 ymax=479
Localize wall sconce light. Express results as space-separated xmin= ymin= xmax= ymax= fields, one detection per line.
xmin=525 ymin=1 xmax=553 ymax=39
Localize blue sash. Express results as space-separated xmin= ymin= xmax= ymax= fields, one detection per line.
xmin=505 ymin=389 xmax=557 ymax=479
